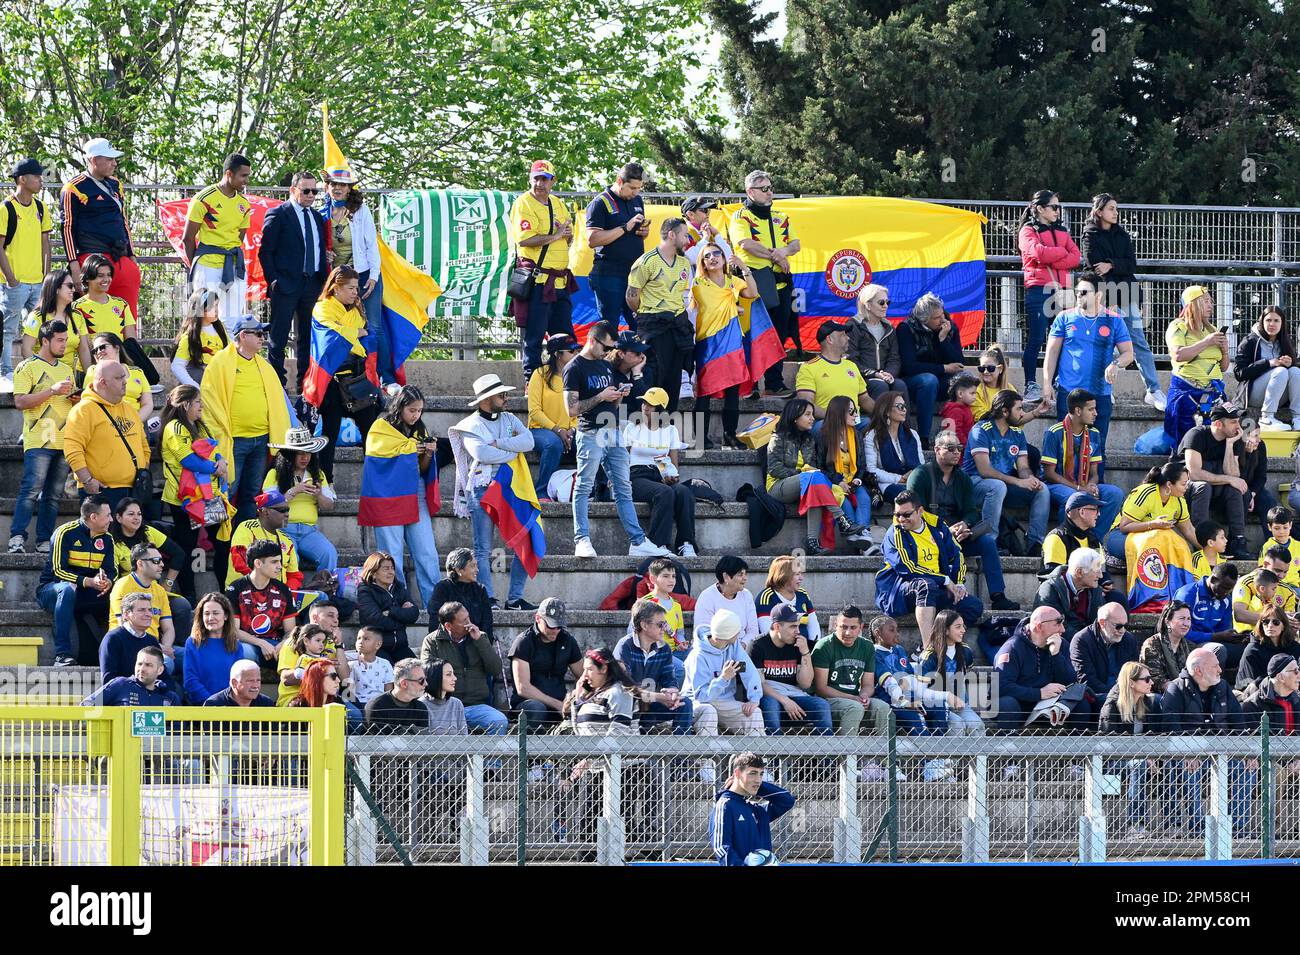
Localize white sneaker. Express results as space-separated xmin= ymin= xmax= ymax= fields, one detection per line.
xmin=0 ymin=374 xmax=12 ymax=393
xmin=35 ymin=540 xmax=49 ymax=555
xmin=1022 ymin=382 xmax=1042 ymax=402
xmin=7 ymin=535 xmax=24 ymax=554
xmin=574 ymin=537 xmax=598 ymax=559
xmin=629 ymin=539 xmax=672 ymax=558
xmin=384 ymin=382 xmax=402 ymax=398
xmin=1260 ymin=416 xmax=1288 ymax=431
xmin=698 ymin=760 xmax=717 ymax=785
xmin=1144 ymin=389 xmax=1168 ymax=412
xmin=678 ymin=542 xmax=697 ymax=558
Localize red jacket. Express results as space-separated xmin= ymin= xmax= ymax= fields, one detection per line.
xmin=1018 ymin=222 xmax=1080 ymax=290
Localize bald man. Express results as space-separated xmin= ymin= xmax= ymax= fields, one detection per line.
xmin=992 ymin=606 xmax=1092 ymax=730
xmin=1069 ymin=601 xmax=1138 ymax=701
xmin=62 ymin=357 xmax=150 ymax=508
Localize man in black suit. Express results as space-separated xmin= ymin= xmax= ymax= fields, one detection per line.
xmin=261 ymin=171 xmax=329 ymax=391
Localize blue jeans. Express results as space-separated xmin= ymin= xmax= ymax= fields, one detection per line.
xmin=373 ymin=491 xmax=442 ymax=609
xmin=530 ymin=428 xmax=565 ymax=499
xmin=901 ymin=373 xmax=939 ymax=440
xmin=1120 ymin=304 xmax=1161 ymax=395
xmin=573 ymin=428 xmax=644 ymax=545
xmin=1023 ymin=286 xmax=1053 ymax=383
xmin=464 ymin=703 xmax=509 ymax=735
xmin=1047 ymin=482 xmax=1125 ymax=539
xmin=12 ymin=448 xmax=69 ymax=542
xmin=970 ymin=475 xmax=1050 ymax=545
xmin=469 ymin=483 xmax=529 ymax=603
xmin=841 ymin=485 xmax=871 ymax=527
xmin=892 ymin=704 xmax=928 ymax=736
xmin=362 ymin=274 xmax=396 ymax=385
xmin=589 ymin=270 xmax=633 ymax=331
xmin=37 ymin=580 xmax=79 ymax=657
xmin=640 ymin=699 xmax=695 ymax=735
xmin=2 ymin=282 xmax=41 ymax=376
xmin=521 ymin=285 xmax=575 ymax=379
xmin=231 ymin=435 xmax=270 ymax=526
xmin=169 ymin=596 xmax=193 ymax=649
xmin=284 ymin=521 xmax=338 ymax=573
xmin=962 ymin=531 xmax=1006 ymax=596
xmin=759 ymin=690 xmax=833 ymax=735
xmin=1053 ymin=391 xmax=1114 ymax=467
xmin=1170 ymin=759 xmax=1255 ymax=834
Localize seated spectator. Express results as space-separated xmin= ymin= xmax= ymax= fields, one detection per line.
xmin=565 ymin=647 xmax=638 ymax=735
xmin=1097 ymin=659 xmax=1162 ymax=836
xmin=915 ymin=609 xmax=986 ymax=736
xmin=108 ymin=542 xmax=190 ymax=672
xmin=527 ymin=334 xmax=578 ymax=495
xmin=709 ymin=751 xmax=796 ymax=866
xmin=429 ymin=548 xmax=495 ymax=637
xmin=845 ymin=283 xmax=904 ymax=405
xmin=869 ymin=615 xmax=947 ymax=776
xmin=895 ymin=293 xmax=964 ymax=442
xmin=623 ymin=387 xmax=699 ymax=558
xmin=694 ymin=555 xmax=760 ymax=650
xmin=99 ymin=592 xmax=163 ymax=684
xmin=971 ymin=345 xmax=1044 ymax=424
xmin=1179 ymin=402 xmax=1249 ymax=558
xmin=749 ymin=603 xmax=832 ymax=736
xmin=1164 ymin=284 xmax=1228 ymax=452
xmin=509 ymin=598 xmax=583 ymax=729
xmin=1039 ymin=388 xmax=1124 ymax=536
xmin=223 ymin=538 xmax=298 ymax=663
xmin=1105 ymin=462 xmax=1198 ymax=566
xmin=82 ymin=646 xmax=178 ymax=707
xmin=1069 ymin=601 xmax=1138 ymax=703
xmin=1190 ymin=519 xmax=1227 ymax=580
xmin=907 ymin=430 xmax=1017 ymax=610
xmin=363 ymin=658 xmax=433 ymax=732
xmin=39 ymin=494 xmax=116 ymax=667
xmin=1239 ymin=653 xmax=1300 ymax=731
xmin=282 ymin=658 xmax=343 ymax=709
xmin=765 ymin=398 xmax=868 ymax=554
xmin=636 ymin=557 xmax=689 ymax=678
xmin=876 ymin=490 xmax=983 ymax=636
xmin=277 ymin=623 xmax=336 ymax=706
xmin=169 ymin=288 xmax=227 ymax=387
xmin=423 ymin=600 xmax=509 ymax=735
xmin=683 ymin=607 xmax=765 ymax=738
xmin=1235 ymin=418 xmax=1275 ymax=529
xmin=1035 ymin=547 xmax=1111 ymax=641
xmin=755 ymin=555 xmax=820 ymax=644
xmin=795 ymin=320 xmax=871 ymax=433
xmin=1232 ymin=551 xmax=1297 ymax=636
xmin=110 ymin=496 xmax=186 ymax=597
xmin=1138 ymin=600 xmax=1193 ymax=694
xmin=87 ymin=332 xmax=152 ymax=425
xmin=937 ymin=373 xmax=979 ymax=446
xmin=961 ymin=389 xmax=1049 ymax=554
xmin=1259 ymin=506 xmax=1300 ymax=585
xmin=62 ymin=360 xmax=149 ymax=510
xmin=1172 ymin=562 xmax=1241 ymax=668
xmin=863 ymin=389 xmax=923 ymax=502
xmin=423 ymin=659 xmax=468 ymax=734
xmin=1043 ymin=492 xmax=1105 ymax=578
xmin=815 ymin=395 xmax=875 ymax=549
xmin=347 ymin=627 xmax=396 ymax=709
xmin=264 ymin=430 xmax=337 ymax=574
xmin=1237 ymin=606 xmax=1300 ymax=688
xmin=202 ymin=658 xmax=275 ymax=707
xmin=1233 ymin=305 xmax=1300 ymax=431
xmin=226 ymin=489 xmax=302 ymax=589
xmin=811 ymin=605 xmax=891 ymax=738
xmin=183 ymin=592 xmax=244 ymax=704
xmin=993 ymin=606 xmax=1093 ymax=731
xmin=614 ymin=598 xmax=693 ymax=735
xmin=355 ymin=551 xmax=419 ymax=665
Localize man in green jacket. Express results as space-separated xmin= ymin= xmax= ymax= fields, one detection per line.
xmin=419 ymin=600 xmax=509 ymax=733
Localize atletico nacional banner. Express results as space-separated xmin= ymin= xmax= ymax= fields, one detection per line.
xmin=158 ymin=195 xmax=282 ymax=301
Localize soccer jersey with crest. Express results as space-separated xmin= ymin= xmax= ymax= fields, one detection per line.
xmin=186 ymin=185 xmax=252 ymax=268
xmin=13 ymin=356 xmax=74 ymax=450
xmin=628 ymin=249 xmax=691 ymax=314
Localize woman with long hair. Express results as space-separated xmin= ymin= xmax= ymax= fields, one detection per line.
xmin=356 ymin=550 xmax=420 ymax=665
xmin=265 ymin=429 xmax=336 ymax=572
xmin=422 ymin=659 xmax=468 ymax=734
xmin=286 ymin=658 xmax=342 ymax=708
xmin=526 ymin=334 xmax=579 ymax=496
xmin=1234 ymin=305 xmax=1300 ymax=430
xmin=1108 ymin=461 xmax=1198 ymax=562
xmin=1017 ymin=189 xmax=1079 ymax=402
xmin=816 ymin=395 xmax=875 ymax=553
xmin=863 ymin=388 xmax=923 ymax=502
xmin=1138 ymin=600 xmax=1193 ymax=693
xmin=691 ymin=242 xmax=759 ymax=449
xmin=20 ymin=269 xmax=92 ymax=372
xmin=564 ymin=647 xmax=638 ymax=736
xmin=89 ymin=331 xmax=152 ymax=423
xmin=1164 ymin=284 xmax=1228 ymax=449
xmin=1098 ymin=659 xmax=1161 ymax=836
xmin=970 ymin=344 xmax=1045 ymax=423
xmin=916 ymin=609 xmax=985 ymax=736
xmin=159 ymin=383 xmax=231 ymax=590
xmin=182 ymin=592 xmax=247 ymax=702
xmin=169 ymin=288 xmax=229 ymax=387
xmin=1238 ymin=604 xmax=1300 ymax=688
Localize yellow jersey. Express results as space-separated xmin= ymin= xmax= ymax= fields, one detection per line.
xmin=186 ymin=184 xmax=252 ymax=269
xmin=2 ymin=192 xmax=53 ymax=283
xmin=509 ymin=191 xmax=570 ymax=288
xmin=229 ymin=351 xmax=270 ymax=438
xmin=628 ymin=249 xmax=691 ymax=315
xmin=108 ymin=572 xmax=172 ymax=639
xmin=262 ymin=470 xmax=332 ymax=525
xmin=794 ymin=355 xmax=866 ymax=410
xmin=73 ymin=294 xmax=133 ymax=338
xmin=22 ymin=309 xmax=88 ymax=375
xmin=1232 ymin=569 xmax=1300 ymax=633
xmin=174 ymin=324 xmax=226 ymax=370
xmin=1166 ymin=318 xmax=1224 ymax=385
xmin=1259 ymin=537 xmax=1300 ymax=588
xmin=276 ymin=644 xmax=331 ymax=706
xmin=227 ymin=519 xmax=299 ymax=587
xmin=12 ymin=356 xmax=74 ymax=451
xmin=692 ymin=277 xmax=745 ymax=339
xmin=1190 ymin=548 xmax=1218 ymax=581
xmin=1121 ymin=482 xmax=1190 ymax=525
xmin=728 ymin=206 xmax=797 ymax=278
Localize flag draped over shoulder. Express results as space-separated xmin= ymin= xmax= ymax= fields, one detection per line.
xmin=1126 ymin=528 xmax=1197 ymax=613
xmin=743 ymin=296 xmax=786 ymax=386
xmin=301 ymin=312 xmax=369 ymax=408
xmin=478 ymin=452 xmax=546 ymax=577
xmin=358 ymin=418 xmax=439 ymax=527
xmin=798 ymin=471 xmax=840 ymax=551
xmin=694 ymin=312 xmax=749 ymax=398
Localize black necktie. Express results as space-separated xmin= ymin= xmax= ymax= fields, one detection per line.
xmin=301 ymin=206 xmax=314 ymax=274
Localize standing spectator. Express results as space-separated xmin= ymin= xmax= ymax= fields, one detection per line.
xmin=99 ymin=592 xmax=164 ymax=683
xmin=449 ymin=373 xmax=536 ymax=610
xmin=1106 ymin=462 xmax=1198 ymax=565
xmin=1172 ymin=562 xmax=1241 ymax=668
xmin=1039 ymin=389 xmax=1124 ymax=535
xmin=9 ymin=319 xmax=74 ymax=554
xmin=159 ymin=384 xmax=230 ymax=592
xmin=202 ymin=659 xmax=275 ymax=707
xmin=423 ymin=659 xmax=469 ymax=734
xmin=201 ymin=316 xmax=294 ymax=525
xmin=993 ymin=606 xmax=1092 ymax=731
xmin=364 ymin=658 xmax=432 ymax=732
xmin=615 ymin=598 xmax=693 ymax=735
xmin=895 ymin=293 xmax=964 ymax=443
xmin=62 ymin=139 xmax=141 ymax=321
xmin=1080 ymin=193 xmax=1166 ymax=410
xmin=683 ymin=607 xmax=765 ymax=737
xmin=692 ymin=243 xmax=758 ymax=449
xmin=347 ymin=627 xmax=396 ymax=708
xmin=183 ymin=154 xmax=252 ymax=322
xmin=563 ymin=320 xmax=662 ymax=559
xmin=817 ymin=395 xmax=875 ymax=548
xmin=584 ymin=162 xmax=649 ymax=330
xmin=906 ymin=431 xmax=1017 ymax=610
xmin=749 ymin=604 xmax=833 ymax=736
xmin=1 ymin=158 xmax=52 ymax=387
xmin=62 ymin=361 xmax=148 ymax=509
xmin=38 ymin=495 xmax=115 ymax=667
xmin=1041 ymin=272 xmax=1135 ymax=449
xmin=623 ymin=387 xmax=698 ymax=558
xmin=811 ymin=605 xmax=890 ymax=737
xmin=937 ymin=374 xmax=980 ymax=446
xmin=680 ymin=195 xmax=731 ymax=265
xmin=876 ymin=489 xmax=984 ymax=633
xmin=694 ymin=555 xmax=760 ymax=650
xmin=1179 ymin=402 xmax=1250 ymax=558
xmin=108 ymin=542 xmax=190 ymax=671
xmin=863 ymin=389 xmax=923 ymax=501
xmin=1034 ymin=548 xmax=1111 ymax=641
xmin=1237 ymin=606 xmax=1300 ymax=688
xmin=962 ymin=389 xmax=1049 ymax=553
xmin=20 ymin=270 xmax=92 ymax=373
xmin=226 ymin=490 xmax=301 ymax=589
xmin=1233 ymin=305 xmax=1300 ymax=430
xmin=71 ymin=254 xmax=138 ymax=346
xmin=223 ymin=538 xmax=298 ymax=662
xmin=1138 ymin=600 xmax=1193 ymax=694
xmin=509 ymin=599 xmax=584 ymax=729
xmin=729 ymin=170 xmax=800 ymax=396
xmin=169 ymin=289 xmax=228 ymax=387
xmin=795 ymin=320 xmax=871 ymax=430
xmin=626 ymin=219 xmax=693 ymax=412
xmin=846 ymin=283 xmax=904 ymax=405
xmin=355 ymin=551 xmax=419 ymax=665
xmin=82 ymin=646 xmax=179 ymax=708
xmin=1239 ymin=654 xmax=1300 ymax=731
xmin=87 ymin=333 xmax=152 ymax=426
xmin=1042 ymin=491 xmax=1105 ymax=577
xmin=183 ymin=592 xmax=245 ymax=703
xmin=565 ymin=647 xmax=638 ymax=735
xmin=1164 ymin=284 xmax=1228 ymax=450
xmin=421 ymin=601 xmax=509 ymax=734
xmin=1017 ymin=189 xmax=1080 ymax=402
xmin=915 ymin=610 xmax=986 ymax=735
xmin=527 ymin=334 xmax=578 ymax=496
xmin=510 ymin=160 xmax=575 ymax=379
xmin=264 ymin=429 xmax=335 ymax=573
xmin=260 ymin=172 xmax=328 ymax=390
xmin=429 ymin=549 xmax=494 ymax=641
xmin=1069 ymin=601 xmax=1138 ymax=703
xmin=755 ymin=555 xmax=820 ymax=644
xmin=709 ymin=752 xmax=796 ymax=866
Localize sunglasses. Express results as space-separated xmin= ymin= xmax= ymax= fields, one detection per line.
xmin=752 ymin=185 xmax=773 ymax=193
xmin=1111 ymin=623 xmax=1127 ymax=632
xmin=894 ymin=509 xmax=917 ymax=521
xmin=299 ymin=188 xmax=318 ymax=195
xmin=1044 ymin=203 xmax=1062 ymax=210
xmin=241 ymin=330 xmax=268 ymax=338
xmin=893 ymin=403 xmax=908 ymax=411
xmin=1135 ymin=674 xmax=1152 ymax=682
xmin=875 ymin=298 xmax=890 ymax=306
xmin=140 ymin=556 xmax=163 ymax=565
xmin=324 ymin=671 xmax=340 ymax=679
xmin=977 ymin=364 xmax=998 ymax=373
xmin=406 ymin=676 xmax=427 ymax=685
xmin=92 ymin=343 xmax=113 ymax=354
xmin=1264 ymin=618 xmax=1285 ymax=626
xmin=936 ymin=444 xmax=962 ymax=452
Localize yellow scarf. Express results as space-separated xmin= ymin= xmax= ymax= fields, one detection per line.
xmin=199 ymin=343 xmax=293 ymax=487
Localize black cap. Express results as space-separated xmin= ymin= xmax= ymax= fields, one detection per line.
xmin=11 ymin=159 xmax=45 ymax=180
xmin=614 ymin=330 xmax=649 ymax=354
xmin=815 ymin=320 xmax=847 ymax=344
xmin=680 ymin=195 xmax=718 ymax=214
xmin=1210 ymin=402 xmax=1242 ymax=422
xmin=1268 ymin=653 xmax=1296 ymax=678
xmin=544 ymin=334 xmax=577 ymax=354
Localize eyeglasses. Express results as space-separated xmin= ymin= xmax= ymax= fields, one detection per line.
xmin=977 ymin=364 xmax=998 ymax=373
xmin=1043 ymin=616 xmax=1064 ymax=625
xmin=92 ymin=343 xmax=113 ymax=354
xmin=936 ymin=444 xmax=962 ymax=452
xmin=894 ymin=509 xmax=916 ymax=521
xmin=406 ymin=676 xmax=427 ymax=685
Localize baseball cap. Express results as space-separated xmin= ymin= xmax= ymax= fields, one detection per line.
xmin=1182 ymin=285 xmax=1210 ymax=306
xmin=538 ymin=597 xmax=567 ymax=629
xmin=11 ymin=159 xmax=45 ymax=179
xmin=710 ymin=608 xmax=742 ymax=642
xmin=614 ymin=331 xmax=649 ymax=353
xmin=544 ymin=334 xmax=578 ymax=354
xmin=530 ymin=160 xmax=555 ymax=180
xmin=770 ymin=603 xmax=800 ymax=625
xmin=641 ymin=387 xmax=669 ymax=408
xmin=1065 ymin=491 xmax=1102 ymax=512
xmin=680 ymin=195 xmax=718 ymax=214
xmin=1210 ymin=402 xmax=1242 ymax=422
xmin=82 ymin=138 xmax=124 ymax=159
xmin=255 ymin=489 xmax=289 ymax=511
xmin=232 ymin=316 xmax=269 ymax=334
xmin=816 ymin=319 xmax=847 ymax=344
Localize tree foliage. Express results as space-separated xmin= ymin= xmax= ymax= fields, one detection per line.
xmin=651 ymin=0 xmax=1300 ymax=203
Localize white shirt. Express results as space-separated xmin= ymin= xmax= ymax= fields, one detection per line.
xmin=623 ymin=422 xmax=687 ymax=478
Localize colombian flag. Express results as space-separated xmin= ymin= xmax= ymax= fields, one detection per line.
xmin=478 ymin=453 xmax=546 ymax=577
xmin=743 ymin=297 xmax=785 ymax=386
xmin=1126 ymin=528 xmax=1198 ymax=613
xmin=799 ymin=471 xmax=840 ymax=551
xmin=301 ymin=315 xmax=370 ymax=408
xmin=695 ymin=315 xmax=749 ymax=398
xmin=358 ymin=418 xmax=440 ymax=527
xmin=378 ymin=237 xmax=442 ymax=378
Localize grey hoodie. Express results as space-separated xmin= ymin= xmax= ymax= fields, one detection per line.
xmin=683 ymin=626 xmax=764 ymax=704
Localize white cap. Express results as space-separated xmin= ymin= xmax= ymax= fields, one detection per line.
xmin=83 ymin=138 xmax=124 ymax=159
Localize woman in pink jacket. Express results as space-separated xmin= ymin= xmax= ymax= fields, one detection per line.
xmin=1018 ymin=189 xmax=1080 ymax=402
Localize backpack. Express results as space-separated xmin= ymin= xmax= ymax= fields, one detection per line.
xmin=1 ymin=196 xmax=45 ymax=248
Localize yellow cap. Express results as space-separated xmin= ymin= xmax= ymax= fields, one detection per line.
xmin=1182 ymin=285 xmax=1209 ymax=306
xmin=642 ymin=387 xmax=670 ymax=408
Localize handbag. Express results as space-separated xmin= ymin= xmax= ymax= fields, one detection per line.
xmin=334 ymin=356 xmax=381 ymax=415
xmin=507 ymin=195 xmax=556 ymax=301
xmin=95 ymin=403 xmax=155 ymax=513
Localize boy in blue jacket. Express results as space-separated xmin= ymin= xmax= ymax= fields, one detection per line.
xmin=710 ymin=751 xmax=796 ymax=865
xmin=82 ymin=646 xmax=180 ymax=707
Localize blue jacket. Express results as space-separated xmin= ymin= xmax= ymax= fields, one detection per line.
xmin=875 ymin=510 xmax=966 ymax=615
xmin=709 ymin=782 xmax=796 ymax=865
xmin=1068 ymin=623 xmax=1139 ymax=699
xmin=82 ymin=676 xmax=179 ymax=707
xmin=99 ymin=625 xmax=162 ymax=684
xmin=683 ymin=626 xmax=763 ymax=704
xmin=614 ymin=633 xmax=679 ymax=692
xmin=183 ymin=635 xmax=244 ymax=704
xmin=994 ymin=630 xmax=1079 ymax=705
xmin=1172 ymin=579 xmax=1233 ymax=644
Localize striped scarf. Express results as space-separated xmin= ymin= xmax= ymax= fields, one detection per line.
xmin=1060 ymin=414 xmax=1091 ymax=487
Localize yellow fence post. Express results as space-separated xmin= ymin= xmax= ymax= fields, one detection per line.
xmin=311 ymin=704 xmax=346 ymax=865
xmin=112 ymin=709 xmax=143 ymax=865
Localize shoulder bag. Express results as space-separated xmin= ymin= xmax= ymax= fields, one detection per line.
xmin=95 ymin=402 xmax=156 ymax=515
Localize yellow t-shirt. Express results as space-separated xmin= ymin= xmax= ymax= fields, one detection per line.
xmin=186 ymin=185 xmax=252 ymax=269
xmin=22 ymin=309 xmax=88 ymax=375
xmin=1259 ymin=536 xmax=1300 ymax=588
xmin=643 ymin=592 xmax=686 ymax=652
xmin=794 ymin=355 xmax=866 ymax=410
xmin=174 ymin=325 xmax=226 ymax=370
xmin=73 ymin=295 xmax=134 ymax=338
xmin=1121 ymin=482 xmax=1190 ymax=525
xmin=262 ymin=470 xmax=332 ymax=525
xmin=1190 ymin=548 xmax=1217 ymax=581
xmin=112 ymin=525 xmax=169 ymax=576
xmin=1166 ymin=318 xmax=1224 ymax=385
xmin=509 ymin=191 xmax=570 ymax=289
xmin=1232 ymin=570 xmax=1300 ymax=633
xmin=276 ymin=644 xmax=330 ymax=706
xmin=627 ymin=249 xmax=691 ymax=315
xmin=972 ymin=381 xmax=1016 ymax=422
xmin=227 ymin=519 xmax=299 ymax=587
xmin=692 ymin=277 xmax=745 ymax=340
xmin=526 ymin=368 xmax=575 ymax=431
xmin=728 ymin=207 xmax=797 ymax=276
xmin=161 ymin=419 xmax=217 ymax=507
xmin=2 ymin=193 xmax=53 ymax=284
xmin=230 ymin=352 xmax=270 ymax=438
xmin=12 ymin=356 xmax=74 ymax=451
xmin=108 ymin=572 xmax=172 ymax=639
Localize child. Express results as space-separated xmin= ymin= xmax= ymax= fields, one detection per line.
xmin=1260 ymin=505 xmax=1300 ymax=587
xmin=277 ymin=623 xmax=332 ymax=706
xmin=346 ymin=626 xmax=396 ymax=707
xmin=1190 ymin=520 xmax=1227 ymax=580
xmin=938 ymin=374 xmax=980 ymax=445
xmin=640 ymin=557 xmax=688 ymax=685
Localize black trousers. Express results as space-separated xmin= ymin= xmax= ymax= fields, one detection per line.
xmin=268 ymin=279 xmax=323 ymax=391
xmin=698 ymin=385 xmax=740 ymax=441
xmin=631 ymin=475 xmax=696 ymax=549
xmin=641 ymin=319 xmax=689 ymax=414
xmin=318 ymin=378 xmax=380 ymax=482
xmin=764 ymin=283 xmax=796 ymax=389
